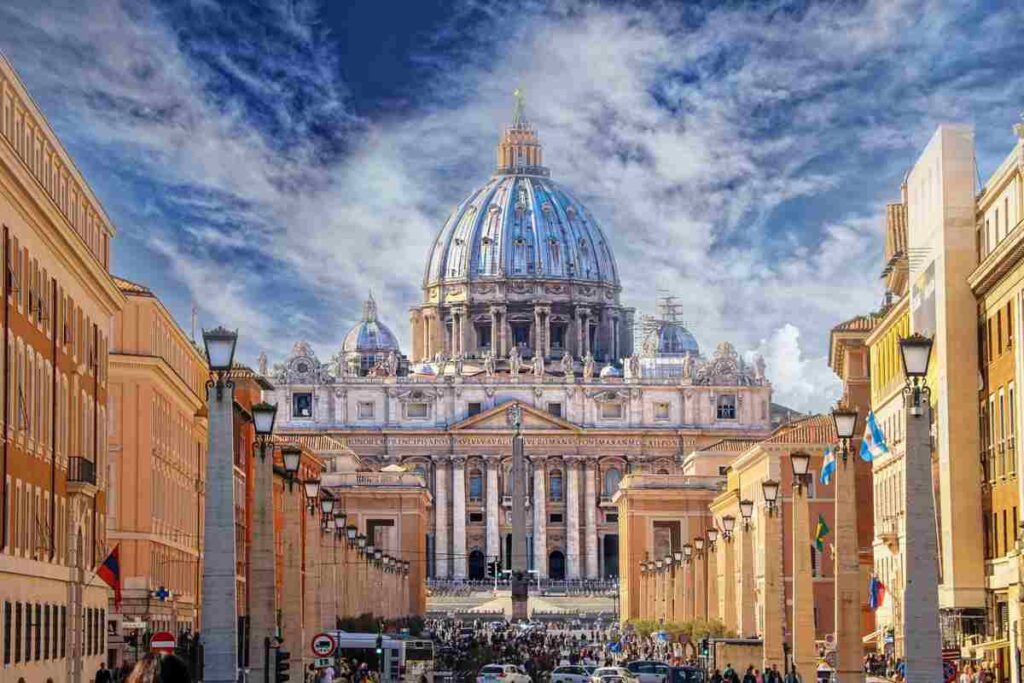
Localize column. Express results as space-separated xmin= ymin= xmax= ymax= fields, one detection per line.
xmin=533 ymin=458 xmax=548 ymax=578
xmin=281 ymin=486 xmax=303 ymax=668
xmin=582 ymin=313 xmax=592 ymax=357
xmin=200 ymin=383 xmax=238 ymax=683
xmin=584 ymin=459 xmax=599 ymax=578
xmin=707 ymin=540 xmax=719 ymax=622
xmin=533 ymin=307 xmax=543 ymax=359
xmin=249 ymin=444 xmax=276 ymax=683
xmin=672 ymin=562 xmax=683 ymax=622
xmin=722 ymin=535 xmax=737 ymax=632
xmin=452 ymin=457 xmax=467 ymax=579
xmin=739 ymin=521 xmax=756 ymax=637
xmin=792 ymin=483 xmax=815 ymax=678
xmin=434 ymin=459 xmax=449 ymax=578
xmin=903 ymin=398 xmax=943 ymax=682
xmin=566 ymin=459 xmax=581 ymax=579
xmin=486 ymin=456 xmax=500 ymax=566
xmin=490 ymin=307 xmax=500 ymax=357
xmin=302 ymin=501 xmax=322 ymax=672
xmin=762 ymin=508 xmax=784 ymax=671
xmin=499 ymin=308 xmax=508 ymax=357
xmin=695 ymin=550 xmax=706 ymax=619
xmin=638 ymin=566 xmax=647 ymax=620
xmin=575 ymin=309 xmax=584 ymax=357
xmin=683 ymin=559 xmax=694 ymax=621
xmin=835 ymin=454 xmax=865 ymax=683
xmin=544 ymin=308 xmax=552 ymax=358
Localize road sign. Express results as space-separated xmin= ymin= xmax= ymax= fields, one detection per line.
xmin=150 ymin=631 xmax=176 ymax=653
xmin=314 ymin=657 xmax=333 ymax=668
xmin=311 ymin=632 xmax=337 ymax=657
xmin=120 ymin=620 xmax=147 ymax=630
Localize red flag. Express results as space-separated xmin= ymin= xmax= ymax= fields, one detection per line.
xmin=97 ymin=544 xmax=122 ymax=610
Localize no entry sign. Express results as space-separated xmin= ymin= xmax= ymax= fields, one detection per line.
xmin=311 ymin=632 xmax=337 ymax=657
xmin=150 ymin=631 xmax=175 ymax=653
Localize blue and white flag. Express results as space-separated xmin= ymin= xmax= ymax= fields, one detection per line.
xmin=820 ymin=446 xmax=837 ymax=486
xmin=859 ymin=410 xmax=890 ymax=462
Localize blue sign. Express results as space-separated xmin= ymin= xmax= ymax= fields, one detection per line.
xmin=154 ymin=587 xmax=171 ymax=602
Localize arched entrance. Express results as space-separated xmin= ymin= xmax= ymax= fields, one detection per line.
xmin=468 ymin=550 xmax=486 ymax=580
xmin=549 ymin=550 xmax=566 ymax=580
xmin=603 ymin=534 xmax=619 ymax=578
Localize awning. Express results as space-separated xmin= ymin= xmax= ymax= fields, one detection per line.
xmin=862 ymin=628 xmax=885 ymax=644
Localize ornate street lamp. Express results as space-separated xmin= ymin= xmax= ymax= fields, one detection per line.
xmin=357 ymin=534 xmax=367 ymax=550
xmin=673 ymin=550 xmax=683 ymax=564
xmin=202 ymin=327 xmax=238 ymax=399
xmin=320 ymin=497 xmax=335 ymax=517
xmin=303 ymin=478 xmax=321 ymax=515
xmin=251 ymin=402 xmax=278 ymax=462
xmin=693 ymin=536 xmax=705 ymax=558
xmin=663 ymin=554 xmax=674 ymax=571
xmin=831 ymin=405 xmax=858 ymax=465
xmin=682 ymin=543 xmax=693 ymax=564
xmin=655 ymin=559 xmax=664 ymax=571
xmin=335 ymin=511 xmax=347 ymax=528
xmin=762 ymin=479 xmax=781 ymax=517
xmin=790 ymin=451 xmax=812 ymax=491
xmin=374 ymin=549 xmax=383 ymax=565
xmin=706 ymin=527 xmax=719 ymax=551
xmin=281 ymin=445 xmax=301 ymax=491
xmin=899 ymin=333 xmax=934 ymax=415
xmin=365 ymin=544 xmax=376 ymax=562
xmin=739 ymin=499 xmax=754 ymax=528
xmin=333 ymin=514 xmax=346 ymax=536
xmin=346 ymin=526 xmax=358 ymax=545
xmin=721 ymin=515 xmax=736 ymax=541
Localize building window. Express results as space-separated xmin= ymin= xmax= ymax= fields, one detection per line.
xmin=606 ymin=512 xmax=619 ymax=524
xmin=549 ymin=513 xmax=563 ymax=524
xmin=468 ymin=402 xmax=483 ymax=417
xmin=716 ymin=394 xmax=737 ymax=420
xmin=3 ymin=602 xmax=10 ymax=664
xmin=600 ymin=403 xmax=623 ymax=419
xmin=654 ymin=402 xmax=670 ymax=421
xmin=549 ymin=470 xmax=563 ymax=501
xmin=14 ymin=602 xmax=20 ymax=663
xmin=33 ymin=604 xmax=39 ymax=661
xmin=547 ymin=402 xmax=562 ymax=418
xmin=60 ymin=606 xmax=65 ymax=658
xmin=469 ymin=469 xmax=483 ymax=502
xmin=357 ymin=401 xmax=374 ymax=420
xmin=469 ymin=512 xmax=483 ymax=523
xmin=291 ymin=392 xmax=312 ymax=418
xmin=406 ymin=402 xmax=429 ymax=419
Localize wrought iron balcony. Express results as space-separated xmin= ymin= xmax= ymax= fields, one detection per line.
xmin=68 ymin=457 xmax=96 ymax=485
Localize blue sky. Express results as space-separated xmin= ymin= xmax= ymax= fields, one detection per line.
xmin=1 ymin=0 xmax=1022 ymax=412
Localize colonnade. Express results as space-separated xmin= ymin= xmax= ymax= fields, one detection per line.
xmin=433 ymin=455 xmax=601 ymax=579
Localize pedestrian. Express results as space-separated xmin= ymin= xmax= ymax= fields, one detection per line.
xmin=783 ymin=667 xmax=800 ymax=683
xmin=742 ymin=666 xmax=756 ymax=683
xmin=711 ymin=669 xmax=723 ymax=683
xmin=96 ymin=662 xmax=113 ymax=683
xmin=125 ymin=653 xmax=192 ymax=682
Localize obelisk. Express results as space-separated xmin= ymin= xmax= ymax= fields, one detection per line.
xmin=509 ymin=403 xmax=529 ymax=620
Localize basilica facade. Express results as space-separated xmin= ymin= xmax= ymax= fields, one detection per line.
xmin=264 ymin=98 xmax=774 ymax=581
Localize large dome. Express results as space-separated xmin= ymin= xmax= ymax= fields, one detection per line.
xmin=341 ymin=294 xmax=400 ymax=354
xmin=424 ymin=175 xmax=619 ymax=288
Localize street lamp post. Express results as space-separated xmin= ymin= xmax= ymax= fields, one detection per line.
xmin=761 ymin=478 xmax=784 ymax=672
xmin=898 ymin=333 xmax=942 ymax=682
xmin=249 ymin=401 xmax=278 ymax=683
xmin=200 ymin=326 xmax=239 ymax=683
xmin=738 ymin=500 xmax=755 ymax=636
xmin=831 ymin=404 xmax=864 ymax=683
xmin=720 ymin=514 xmax=737 ymax=633
xmin=694 ymin=536 xmax=707 ymax=620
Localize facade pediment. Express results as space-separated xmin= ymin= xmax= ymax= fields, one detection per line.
xmin=450 ymin=401 xmax=582 ymax=433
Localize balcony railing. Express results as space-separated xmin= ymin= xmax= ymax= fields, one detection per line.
xmin=68 ymin=457 xmax=96 ymax=485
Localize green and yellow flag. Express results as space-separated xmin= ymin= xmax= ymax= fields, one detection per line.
xmin=814 ymin=514 xmax=830 ymax=552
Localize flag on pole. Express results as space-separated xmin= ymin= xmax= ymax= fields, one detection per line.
xmin=814 ymin=514 xmax=830 ymax=552
xmin=97 ymin=544 xmax=122 ymax=610
xmin=868 ymin=575 xmax=886 ymax=610
xmin=820 ymin=446 xmax=837 ymax=486
xmin=859 ymin=411 xmax=890 ymax=462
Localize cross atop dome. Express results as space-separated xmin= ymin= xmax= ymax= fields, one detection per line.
xmin=496 ymin=89 xmax=548 ymax=177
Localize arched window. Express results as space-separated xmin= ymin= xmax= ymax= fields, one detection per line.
xmin=549 ymin=469 xmax=563 ymax=502
xmin=468 ymin=469 xmax=483 ymax=502
xmin=603 ymin=468 xmax=622 ymax=497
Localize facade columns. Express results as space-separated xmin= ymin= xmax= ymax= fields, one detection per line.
xmin=533 ymin=457 xmax=548 ymax=578
xmin=584 ymin=459 xmax=599 ymax=578
xmin=422 ymin=313 xmax=431 ymax=361
xmin=683 ymin=559 xmax=694 ymax=621
xmin=695 ymin=551 xmax=706 ymax=619
xmin=452 ymin=457 xmax=467 ymax=579
xmin=792 ymin=484 xmax=816 ymax=678
xmin=762 ymin=508 xmax=784 ymax=671
xmin=434 ymin=459 xmax=450 ymax=578
xmin=835 ymin=456 xmax=865 ymax=683
xmin=739 ymin=520 xmax=756 ymax=637
xmin=722 ymin=535 xmax=737 ymax=632
xmin=706 ymin=542 xmax=718 ymax=621
xmin=489 ymin=306 xmax=506 ymax=357
xmin=486 ymin=456 xmax=500 ymax=566
xmin=566 ymin=458 xmax=581 ymax=579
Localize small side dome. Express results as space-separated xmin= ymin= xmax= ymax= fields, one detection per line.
xmin=599 ymin=365 xmax=622 ymax=378
xmin=644 ymin=322 xmax=700 ymax=357
xmin=411 ymin=363 xmax=436 ymax=376
xmin=340 ymin=292 xmax=405 ymax=377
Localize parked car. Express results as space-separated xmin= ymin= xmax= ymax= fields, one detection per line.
xmin=552 ymin=666 xmax=592 ymax=683
xmin=669 ymin=666 xmax=704 ymax=683
xmin=478 ymin=664 xmax=532 ymax=683
xmin=592 ymin=667 xmax=639 ymax=683
xmin=626 ymin=661 xmax=671 ymax=683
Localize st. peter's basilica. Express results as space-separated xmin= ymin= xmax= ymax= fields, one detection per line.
xmin=263 ymin=96 xmax=775 ymax=582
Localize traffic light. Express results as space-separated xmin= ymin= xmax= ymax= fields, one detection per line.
xmin=487 ymin=560 xmax=499 ymax=578
xmin=275 ymin=648 xmax=291 ymax=683
xmin=700 ymin=638 xmax=709 ymax=658
xmin=376 ymin=632 xmax=383 ymax=655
